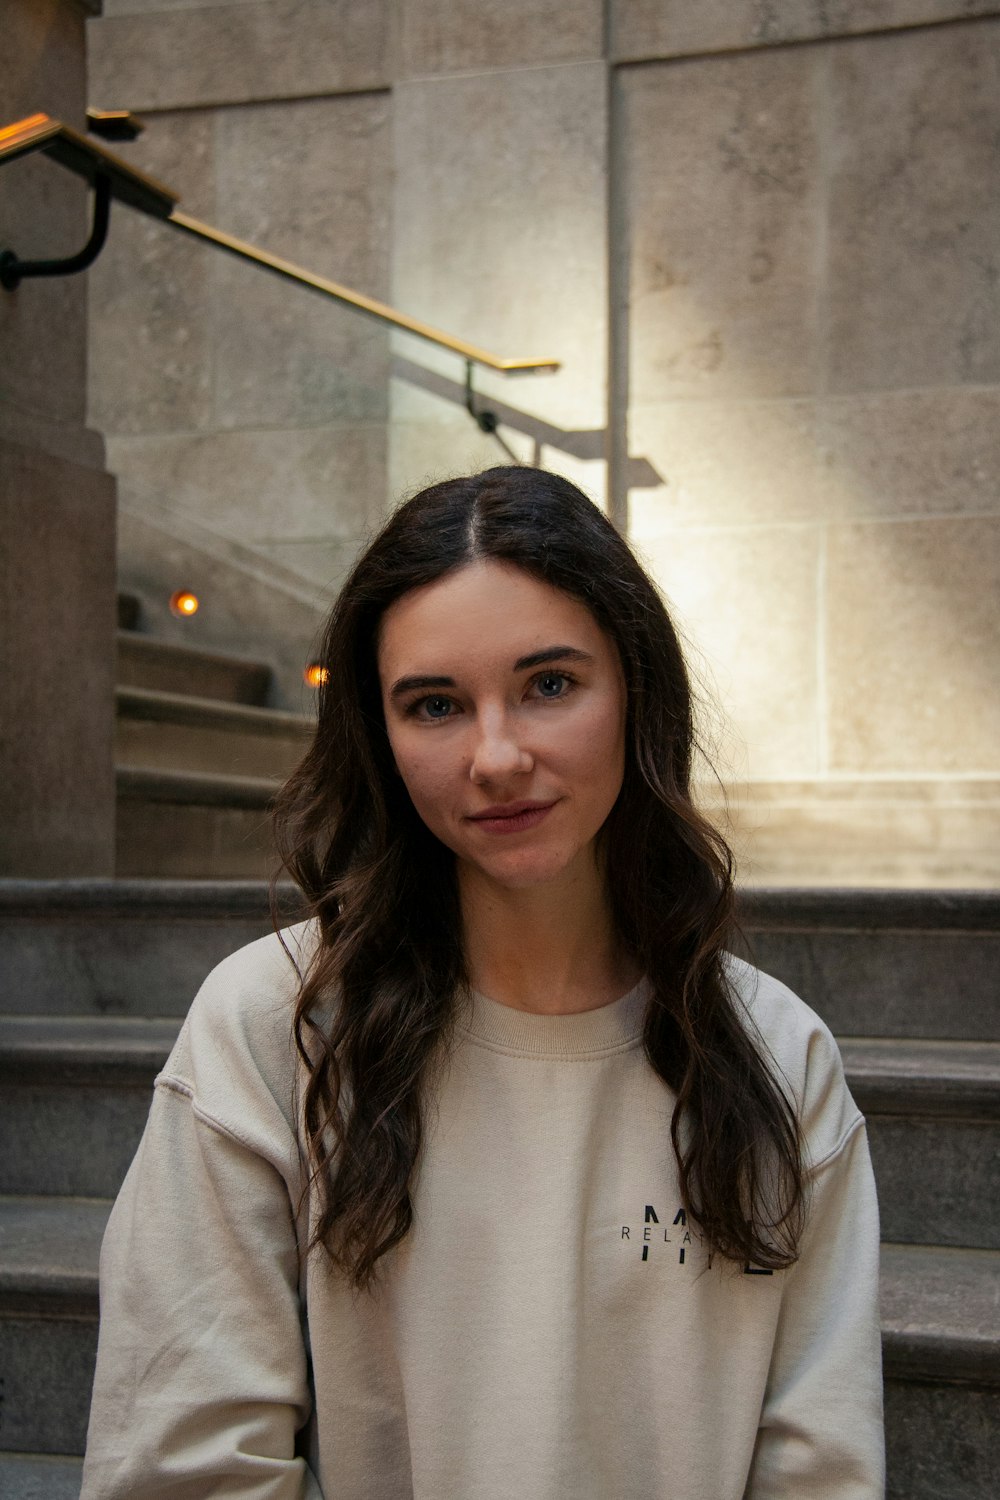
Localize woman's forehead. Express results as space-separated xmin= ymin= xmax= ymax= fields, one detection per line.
xmin=376 ymin=560 xmax=610 ymax=675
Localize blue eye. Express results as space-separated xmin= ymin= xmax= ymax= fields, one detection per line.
xmin=535 ymin=673 xmax=568 ymax=698
xmin=421 ymin=696 xmax=453 ymax=719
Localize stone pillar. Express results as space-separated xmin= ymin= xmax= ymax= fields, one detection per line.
xmin=0 ymin=0 xmax=117 ymax=875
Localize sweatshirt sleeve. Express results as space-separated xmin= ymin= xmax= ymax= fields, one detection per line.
xmin=80 ymin=959 xmax=324 ymax=1499
xmin=744 ymin=1114 xmax=886 ymax=1499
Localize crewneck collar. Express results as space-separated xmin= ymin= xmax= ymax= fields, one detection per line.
xmin=458 ymin=978 xmax=650 ymax=1057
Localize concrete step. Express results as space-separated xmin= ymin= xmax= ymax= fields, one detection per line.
xmin=0 ymin=1196 xmax=106 ymax=1459
xmin=881 ymin=1242 xmax=1000 ymax=1500
xmin=116 ymin=685 xmax=313 ymax=779
xmin=0 ymin=1453 xmax=84 ymax=1499
xmin=841 ymin=1038 xmax=1000 ymax=1251
xmin=1 ymin=1196 xmax=995 ymax=1487
xmin=117 ymin=631 xmax=272 ymax=705
xmin=0 ymin=880 xmax=300 ymax=1017
xmin=116 ymin=767 xmax=281 ymax=879
xmin=738 ymin=887 xmax=1000 ymax=1041
xmin=0 ymin=1017 xmax=179 ymax=1197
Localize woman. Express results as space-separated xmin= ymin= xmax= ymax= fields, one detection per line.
xmin=82 ymin=466 xmax=884 ymax=1498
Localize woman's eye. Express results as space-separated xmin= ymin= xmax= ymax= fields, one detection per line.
xmin=418 ymin=695 xmax=454 ymax=720
xmin=534 ymin=673 xmax=569 ymax=699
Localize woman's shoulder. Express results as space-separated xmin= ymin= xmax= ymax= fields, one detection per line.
xmin=723 ymin=953 xmax=864 ymax=1172
xmin=157 ymin=918 xmax=322 ymax=1145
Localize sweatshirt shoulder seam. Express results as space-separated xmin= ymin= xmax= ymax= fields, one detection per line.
xmin=154 ymin=1071 xmax=281 ymax=1156
xmin=806 ymin=1110 xmax=866 ymax=1178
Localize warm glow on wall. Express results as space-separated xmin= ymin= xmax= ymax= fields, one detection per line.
xmin=304 ymin=663 xmax=329 ymax=688
xmin=169 ymin=590 xmax=199 ymax=618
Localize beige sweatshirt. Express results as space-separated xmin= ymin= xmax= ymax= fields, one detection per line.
xmin=81 ymin=923 xmax=884 ymax=1499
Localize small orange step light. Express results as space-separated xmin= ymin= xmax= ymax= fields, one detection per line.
xmin=304 ymin=663 xmax=328 ymax=688
xmin=169 ymin=590 xmax=199 ymax=618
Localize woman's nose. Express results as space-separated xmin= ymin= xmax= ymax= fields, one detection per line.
xmin=469 ymin=710 xmax=533 ymax=784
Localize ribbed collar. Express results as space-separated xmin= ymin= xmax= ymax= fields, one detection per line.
xmin=458 ymin=977 xmax=650 ymax=1057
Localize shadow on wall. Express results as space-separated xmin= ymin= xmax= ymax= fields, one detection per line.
xmin=391 ymin=353 xmax=663 ymax=492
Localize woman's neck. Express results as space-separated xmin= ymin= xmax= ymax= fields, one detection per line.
xmin=458 ymin=857 xmax=640 ymax=1015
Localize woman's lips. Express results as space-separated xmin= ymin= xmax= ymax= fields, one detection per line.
xmin=467 ymin=801 xmax=557 ymax=835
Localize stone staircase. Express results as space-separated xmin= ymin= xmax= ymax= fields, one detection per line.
xmin=0 ymin=621 xmax=996 ymax=1496
xmin=114 ymin=596 xmax=313 ymax=878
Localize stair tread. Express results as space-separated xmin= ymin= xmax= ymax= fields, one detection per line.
xmin=880 ymin=1242 xmax=1000 ymax=1382
xmin=739 ymin=886 xmax=1000 ymax=931
xmin=840 ymin=1037 xmax=1000 ymax=1115
xmin=0 ymin=877 xmax=301 ymax=917
xmin=0 ymin=1452 xmax=84 ymax=1500
xmin=117 ymin=631 xmax=271 ymax=676
xmin=0 ymin=1014 xmax=181 ymax=1078
xmin=116 ymin=685 xmax=314 ymax=735
xmin=0 ymin=1195 xmax=111 ymax=1299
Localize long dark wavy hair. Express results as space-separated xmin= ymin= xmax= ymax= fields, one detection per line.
xmin=273 ymin=465 xmax=804 ymax=1289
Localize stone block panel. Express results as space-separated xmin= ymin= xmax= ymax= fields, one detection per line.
xmin=396 ymin=0 xmax=602 ymax=76
xmin=611 ymin=0 xmax=1000 ymax=61
xmin=634 ymin=523 xmax=821 ymax=780
xmin=213 ymin=92 xmax=391 ymax=429
xmin=87 ymin=109 xmax=216 ymax=435
xmin=826 ymin=517 xmax=1000 ymax=774
xmin=817 ymin=389 xmax=1000 ymax=518
xmin=628 ymin=399 xmax=822 ymax=527
xmin=391 ymin=63 xmax=607 ymax=432
xmin=88 ymin=0 xmax=389 ymax=111
xmin=622 ymin=50 xmax=821 ymax=402
xmin=826 ymin=21 xmax=1000 ymax=392
xmin=109 ymin=423 xmax=387 ymax=546
xmin=0 ymin=440 xmax=117 ymax=877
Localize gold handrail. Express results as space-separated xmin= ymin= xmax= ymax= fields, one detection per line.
xmin=0 ymin=113 xmax=560 ymax=378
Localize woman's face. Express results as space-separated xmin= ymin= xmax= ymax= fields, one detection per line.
xmin=377 ymin=559 xmax=627 ymax=893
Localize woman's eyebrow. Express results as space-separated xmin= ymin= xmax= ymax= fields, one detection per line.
xmin=389 ymin=646 xmax=593 ymax=700
xmin=513 ymin=645 xmax=594 ymax=671
xmin=389 ymin=673 xmax=455 ymax=699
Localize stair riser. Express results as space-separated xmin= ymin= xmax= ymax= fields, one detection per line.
xmin=867 ymin=1117 xmax=999 ymax=1250
xmin=0 ymin=1088 xmax=151 ymax=1199
xmin=0 ymin=915 xmax=274 ymax=1017
xmin=0 ymin=1316 xmax=97 ymax=1456
xmin=116 ymin=802 xmax=277 ymax=880
xmin=745 ymin=929 xmax=1000 ymax=1041
xmin=884 ymin=1377 xmax=999 ymax=1500
xmin=116 ymin=719 xmax=308 ymax=779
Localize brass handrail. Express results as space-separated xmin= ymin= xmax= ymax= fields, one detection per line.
xmin=0 ymin=113 xmax=560 ymax=381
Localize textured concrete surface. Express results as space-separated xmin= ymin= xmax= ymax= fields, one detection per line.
xmin=743 ymin=926 xmax=1000 ymax=1041
xmin=883 ymin=1378 xmax=1000 ymax=1500
xmin=116 ymin=794 xmax=281 ymax=879
xmin=0 ymin=1315 xmax=97 ymax=1455
xmin=611 ymin=0 xmax=1000 ymax=59
xmin=116 ymin=688 xmax=313 ymax=778
xmin=88 ymin=0 xmax=389 ymax=111
xmin=711 ymin=777 xmax=1000 ymax=890
xmin=867 ymin=1116 xmax=999 ymax=1249
xmin=0 ymin=880 xmax=290 ymax=1017
xmin=827 ymin=23 xmax=1000 ymax=393
xmin=0 ymin=440 xmax=117 ymax=877
xmin=0 ymin=1452 xmax=83 ymax=1500
xmin=117 ymin=633 xmax=271 ymax=704
xmin=397 ymin=0 xmax=602 ymax=75
xmin=826 ymin=518 xmax=1000 ymax=774
xmin=636 ymin=524 xmax=821 ymax=780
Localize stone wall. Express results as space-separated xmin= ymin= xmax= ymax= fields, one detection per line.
xmin=0 ymin=0 xmax=117 ymax=877
xmin=80 ymin=0 xmax=1000 ymax=881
